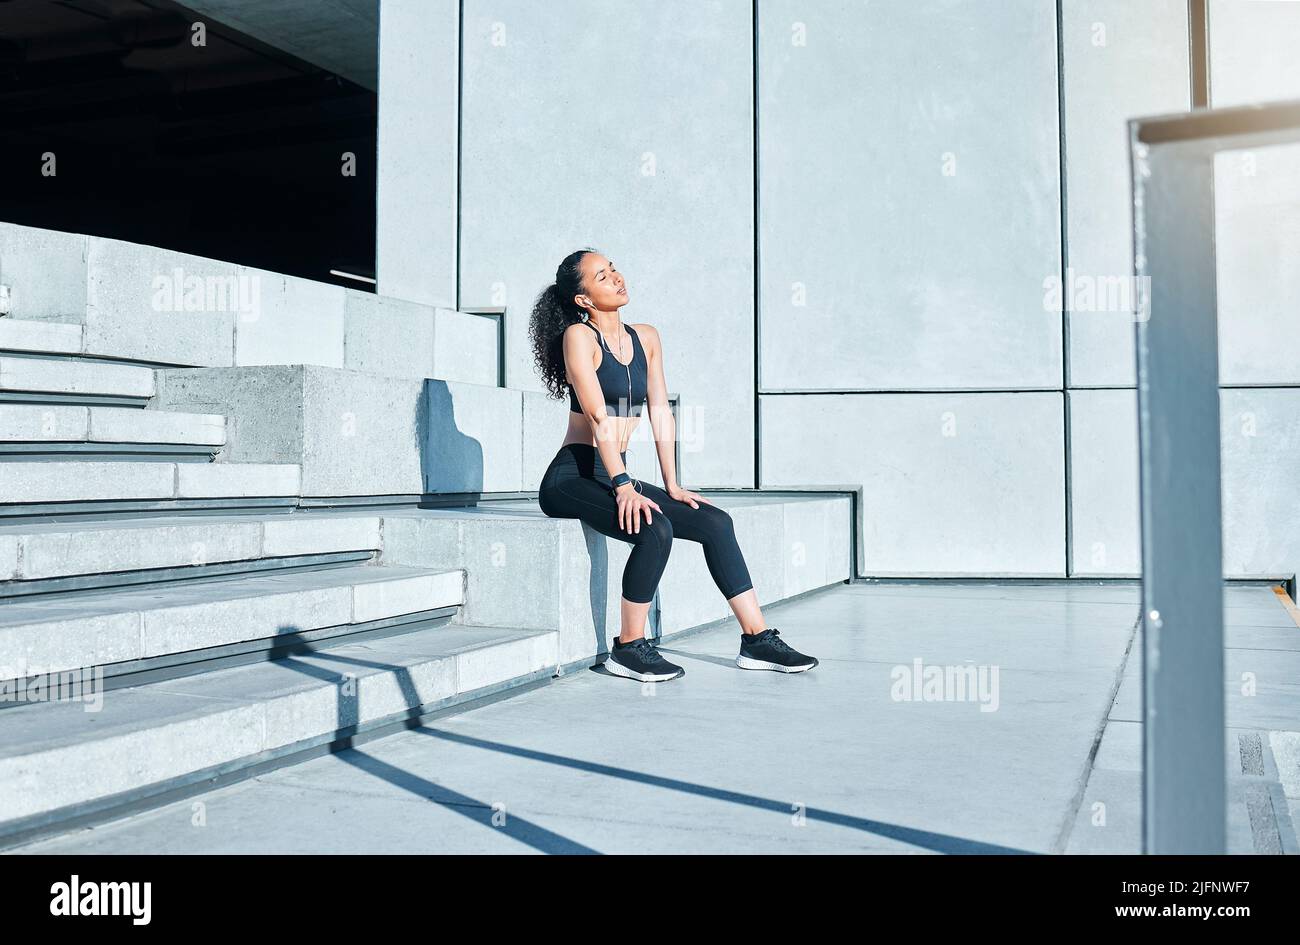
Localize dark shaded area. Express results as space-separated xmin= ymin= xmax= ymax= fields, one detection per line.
xmin=0 ymin=0 xmax=376 ymax=286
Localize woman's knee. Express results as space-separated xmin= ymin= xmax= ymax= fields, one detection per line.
xmin=641 ymin=513 xmax=674 ymax=546
xmin=624 ymin=516 xmax=673 ymax=602
xmin=699 ymin=504 xmax=737 ymax=541
xmin=630 ymin=514 xmax=674 ymax=559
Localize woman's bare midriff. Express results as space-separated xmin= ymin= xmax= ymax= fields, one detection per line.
xmin=561 ymin=410 xmax=640 ymax=456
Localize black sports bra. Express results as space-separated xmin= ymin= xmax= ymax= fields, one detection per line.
xmin=568 ymin=322 xmax=649 ymax=417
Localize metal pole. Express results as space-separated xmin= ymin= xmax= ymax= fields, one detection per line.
xmin=1131 ymin=131 xmax=1226 ymax=854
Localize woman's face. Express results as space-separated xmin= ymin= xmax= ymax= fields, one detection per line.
xmin=576 ymin=253 xmax=629 ymax=312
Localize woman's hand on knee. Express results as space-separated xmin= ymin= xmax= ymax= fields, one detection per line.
xmin=667 ymin=484 xmax=710 ymax=509
xmin=615 ymin=484 xmax=661 ymax=534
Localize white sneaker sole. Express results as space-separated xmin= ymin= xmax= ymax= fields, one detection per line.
xmin=604 ymin=655 xmax=683 ymax=682
xmin=735 ymin=654 xmax=817 ymax=673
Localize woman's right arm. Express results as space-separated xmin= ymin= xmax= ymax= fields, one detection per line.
xmin=563 ymin=326 xmax=661 ymax=533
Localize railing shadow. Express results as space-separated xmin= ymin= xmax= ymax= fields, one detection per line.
xmin=257 ymin=633 xmax=1030 ymax=855
xmin=262 ymin=634 xmax=596 ymax=853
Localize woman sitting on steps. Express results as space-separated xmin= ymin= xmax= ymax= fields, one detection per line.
xmin=528 ymin=248 xmax=818 ymax=683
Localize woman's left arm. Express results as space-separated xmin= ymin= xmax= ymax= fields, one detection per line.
xmin=640 ymin=323 xmax=711 ymax=509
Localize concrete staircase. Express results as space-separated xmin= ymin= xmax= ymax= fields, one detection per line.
xmin=0 ymin=315 xmax=559 ymax=847
xmin=0 ymin=319 xmax=223 ymax=462
xmin=0 ymin=620 xmax=556 ymax=841
xmin=0 ymin=222 xmax=852 ymax=849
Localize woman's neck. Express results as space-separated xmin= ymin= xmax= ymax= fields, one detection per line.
xmin=588 ymin=308 xmax=624 ymax=338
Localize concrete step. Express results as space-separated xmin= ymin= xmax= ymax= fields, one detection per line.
xmin=153 ymin=364 xmax=531 ymax=497
xmin=2 ymin=222 xmax=502 ymax=379
xmin=0 ymin=319 xmax=84 ymax=356
xmin=0 ymin=513 xmax=383 ymax=593
xmin=0 ymin=564 xmax=465 ymax=679
xmin=0 ymin=460 xmax=301 ymax=514
xmin=0 ymin=356 xmax=155 ymax=401
xmin=0 ymin=404 xmax=225 ymax=453
xmin=0 ymin=622 xmax=558 ymax=843
xmin=377 ymin=494 xmax=855 ymax=668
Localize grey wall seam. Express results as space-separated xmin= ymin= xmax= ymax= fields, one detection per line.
xmin=373 ymin=0 xmax=385 ymax=294
xmin=456 ymin=0 xmax=465 ymax=316
xmin=1056 ymin=0 xmax=1072 ymax=576
xmin=752 ymin=0 xmax=761 ymax=491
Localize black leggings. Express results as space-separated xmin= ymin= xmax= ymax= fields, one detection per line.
xmin=538 ymin=443 xmax=754 ymax=605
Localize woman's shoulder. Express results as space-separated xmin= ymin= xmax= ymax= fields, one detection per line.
xmin=563 ymin=321 xmax=597 ymax=342
xmin=629 ymin=322 xmax=659 ymax=349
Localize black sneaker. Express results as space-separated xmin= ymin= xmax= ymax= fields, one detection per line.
xmin=605 ymin=637 xmax=685 ymax=682
xmin=736 ymin=627 xmax=818 ymax=673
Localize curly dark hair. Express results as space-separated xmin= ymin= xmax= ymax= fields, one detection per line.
xmin=529 ymin=247 xmax=599 ymax=400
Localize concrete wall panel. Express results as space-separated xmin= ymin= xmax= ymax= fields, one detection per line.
xmin=376 ymin=0 xmax=459 ymax=308
xmin=0 ymin=223 xmax=88 ymax=322
xmin=1214 ymin=141 xmax=1300 ymax=386
xmin=155 ymin=365 xmax=525 ymax=496
xmin=84 ymin=236 xmax=237 ymax=366
xmin=758 ymin=0 xmax=1062 ymax=392
xmin=1208 ymin=0 xmax=1300 ymax=108
xmin=433 ymin=308 xmax=499 ymax=386
xmin=344 ymin=290 xmax=437 ymax=377
xmin=1209 ymin=2 xmax=1300 ymax=387
xmin=1221 ymin=388 xmax=1300 ymax=580
xmin=761 ymin=391 xmax=1066 ymax=576
xmin=1067 ymin=388 xmax=1139 ymax=577
xmin=458 ymin=0 xmax=755 ymax=488
xmin=233 ymin=270 xmax=345 ymax=369
xmin=1061 ymin=0 xmax=1189 ymax=387
xmin=1069 ymin=388 xmax=1300 ymax=580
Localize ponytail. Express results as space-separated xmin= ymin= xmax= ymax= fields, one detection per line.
xmin=529 ymin=248 xmax=598 ymax=400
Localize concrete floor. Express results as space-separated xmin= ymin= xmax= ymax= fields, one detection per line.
xmin=13 ymin=582 xmax=1300 ymax=854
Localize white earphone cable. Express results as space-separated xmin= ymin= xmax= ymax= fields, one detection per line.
xmin=584 ymin=309 xmax=641 ymax=495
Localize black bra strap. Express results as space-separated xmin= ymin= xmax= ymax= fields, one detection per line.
xmin=578 ymin=320 xmax=604 ymax=351
xmin=580 ymin=318 xmax=639 ymax=356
